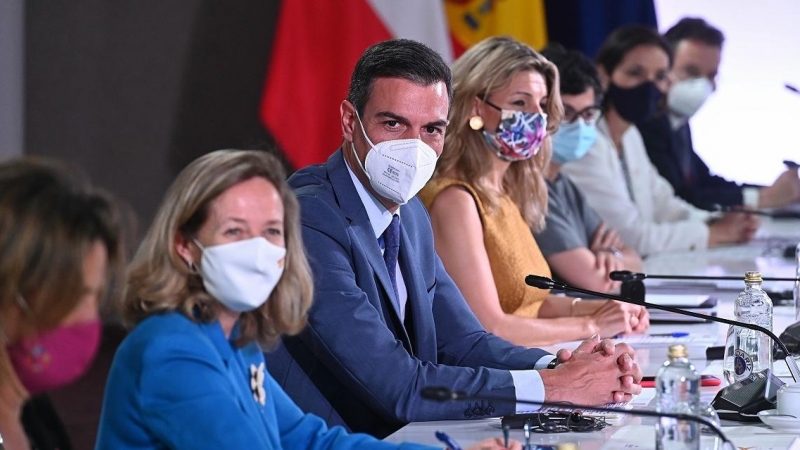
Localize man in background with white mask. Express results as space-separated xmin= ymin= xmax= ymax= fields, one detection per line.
xmin=266 ymin=38 xmax=643 ymax=439
xmin=639 ymin=17 xmax=800 ymax=210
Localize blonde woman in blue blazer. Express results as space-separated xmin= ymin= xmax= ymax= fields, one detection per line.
xmin=95 ymin=150 xmax=515 ymax=450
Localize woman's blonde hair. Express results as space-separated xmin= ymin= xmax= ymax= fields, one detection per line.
xmin=435 ymin=36 xmax=563 ymax=232
xmin=123 ymin=149 xmax=313 ymax=348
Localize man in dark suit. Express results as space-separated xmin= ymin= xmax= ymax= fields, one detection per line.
xmin=639 ymin=18 xmax=800 ymax=211
xmin=266 ymin=38 xmax=642 ymax=438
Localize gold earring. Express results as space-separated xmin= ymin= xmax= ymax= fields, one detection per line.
xmin=469 ymin=115 xmax=484 ymax=131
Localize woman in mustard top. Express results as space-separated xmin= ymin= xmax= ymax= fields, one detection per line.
xmin=420 ymin=37 xmax=649 ymax=346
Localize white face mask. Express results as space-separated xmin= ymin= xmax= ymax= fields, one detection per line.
xmin=194 ymin=237 xmax=286 ymax=312
xmin=668 ymin=77 xmax=714 ymax=118
xmin=351 ymin=110 xmax=439 ymax=205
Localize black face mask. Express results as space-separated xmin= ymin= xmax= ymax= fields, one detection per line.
xmin=606 ymin=81 xmax=663 ymax=123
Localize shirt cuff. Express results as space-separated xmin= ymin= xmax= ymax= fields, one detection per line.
xmin=534 ymin=354 xmax=556 ymax=369
xmin=509 ymin=369 xmax=547 ymax=413
xmin=743 ymin=187 xmax=760 ymax=208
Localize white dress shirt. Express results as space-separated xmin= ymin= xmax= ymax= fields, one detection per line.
xmin=346 ymin=162 xmax=408 ymax=320
xmin=562 ymin=118 xmax=711 ymax=256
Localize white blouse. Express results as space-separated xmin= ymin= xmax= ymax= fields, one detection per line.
xmin=560 ymin=117 xmax=711 ymax=256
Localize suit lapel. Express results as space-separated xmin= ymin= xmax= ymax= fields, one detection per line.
xmin=397 ymin=218 xmax=434 ymax=360
xmin=350 ymin=218 xmax=404 ymax=321
xmin=327 ymin=149 xmax=406 ymax=326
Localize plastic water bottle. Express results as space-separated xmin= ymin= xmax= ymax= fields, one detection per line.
xmin=723 ymin=271 xmax=773 ymax=384
xmin=794 ymin=243 xmax=800 ymax=321
xmin=655 ymin=345 xmax=701 ymax=450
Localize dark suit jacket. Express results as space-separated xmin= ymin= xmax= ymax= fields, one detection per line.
xmin=266 ymin=149 xmax=548 ymax=438
xmin=638 ymin=115 xmax=747 ymax=210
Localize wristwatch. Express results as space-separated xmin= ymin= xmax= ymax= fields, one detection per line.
xmin=547 ymin=358 xmax=561 ymax=369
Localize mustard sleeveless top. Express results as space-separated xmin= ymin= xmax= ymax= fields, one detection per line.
xmin=419 ymin=178 xmax=551 ymax=317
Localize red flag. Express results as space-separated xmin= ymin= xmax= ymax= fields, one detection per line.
xmin=261 ymin=1 xmax=451 ymax=169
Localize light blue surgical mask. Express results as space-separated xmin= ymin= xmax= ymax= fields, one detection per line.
xmin=551 ymin=118 xmax=597 ymax=165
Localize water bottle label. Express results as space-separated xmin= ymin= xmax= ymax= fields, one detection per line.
xmin=734 ymin=349 xmax=754 ymax=380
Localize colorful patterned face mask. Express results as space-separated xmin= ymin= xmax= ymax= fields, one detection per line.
xmin=481 ymin=99 xmax=548 ymax=162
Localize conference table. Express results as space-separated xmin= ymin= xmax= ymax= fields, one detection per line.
xmin=386 ymin=218 xmax=800 ymax=449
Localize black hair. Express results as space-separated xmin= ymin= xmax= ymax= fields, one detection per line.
xmin=347 ymin=38 xmax=453 ymax=116
xmin=541 ymin=43 xmax=602 ymax=99
xmin=595 ymin=25 xmax=673 ymax=77
xmin=664 ymin=17 xmax=725 ymax=48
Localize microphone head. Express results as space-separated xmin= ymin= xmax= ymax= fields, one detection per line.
xmin=609 ymin=270 xmax=644 ymax=281
xmin=525 ymin=275 xmax=563 ymax=290
xmin=420 ymin=387 xmax=460 ymax=401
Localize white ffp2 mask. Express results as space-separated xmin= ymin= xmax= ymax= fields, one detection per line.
xmin=668 ymin=77 xmax=713 ymax=118
xmin=351 ymin=111 xmax=439 ymax=205
xmin=195 ymin=237 xmax=286 ymax=312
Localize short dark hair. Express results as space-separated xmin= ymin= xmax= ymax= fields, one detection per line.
xmin=664 ymin=17 xmax=725 ymax=48
xmin=347 ymin=39 xmax=453 ymax=116
xmin=596 ymin=25 xmax=673 ymax=77
xmin=541 ymin=43 xmax=602 ymax=100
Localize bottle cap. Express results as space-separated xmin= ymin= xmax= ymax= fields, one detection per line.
xmin=667 ymin=344 xmax=688 ymax=358
xmin=744 ymin=271 xmax=762 ymax=283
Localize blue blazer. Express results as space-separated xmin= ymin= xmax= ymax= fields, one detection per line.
xmin=638 ymin=115 xmax=747 ymax=210
xmin=266 ymin=149 xmax=549 ymax=438
xmin=95 ymin=312 xmax=433 ymax=450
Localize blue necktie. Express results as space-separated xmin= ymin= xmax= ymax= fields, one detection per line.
xmin=382 ymin=214 xmax=401 ymax=302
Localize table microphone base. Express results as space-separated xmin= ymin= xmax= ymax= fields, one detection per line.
xmin=620 ymin=280 xmax=646 ymax=302
xmin=779 ymin=321 xmax=800 ymax=355
xmin=711 ymin=370 xmax=785 ymax=422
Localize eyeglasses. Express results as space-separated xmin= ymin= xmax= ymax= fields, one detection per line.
xmin=563 ymin=105 xmax=602 ymax=125
xmin=501 ymin=411 xmax=609 ymax=433
xmin=482 ymin=98 xmax=504 ymax=112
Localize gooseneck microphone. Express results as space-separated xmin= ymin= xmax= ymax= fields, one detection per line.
xmin=420 ymin=387 xmax=733 ymax=447
xmin=525 ymin=274 xmax=799 ymax=383
xmin=609 ymin=270 xmax=797 ymax=306
xmin=526 ymin=274 xmax=800 ymax=421
xmin=610 ymin=270 xmax=799 ymax=283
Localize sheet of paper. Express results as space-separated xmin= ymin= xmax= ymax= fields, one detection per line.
xmin=646 ymin=294 xmax=716 ymax=308
xmin=555 ymin=334 xmax=718 ymax=350
xmin=533 ymin=390 xmax=656 ymax=425
xmin=621 ymin=334 xmax=718 ymax=346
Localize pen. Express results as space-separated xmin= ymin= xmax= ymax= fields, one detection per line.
xmin=652 ymin=332 xmax=689 ymax=337
xmin=435 ymin=430 xmax=462 ymax=450
xmin=502 ymin=423 xmax=510 ymax=448
xmin=784 ymin=159 xmax=799 ymax=169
